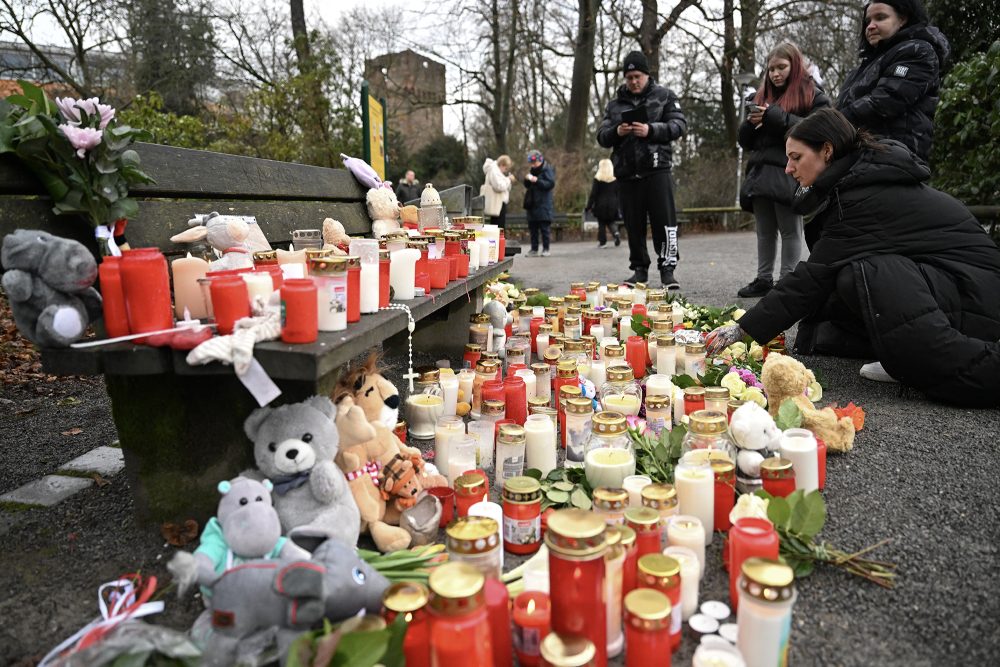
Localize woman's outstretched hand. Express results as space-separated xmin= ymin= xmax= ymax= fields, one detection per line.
xmin=705 ymin=324 xmax=745 ymax=356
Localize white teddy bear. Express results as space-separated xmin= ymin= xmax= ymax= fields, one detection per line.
xmin=366 ymin=184 xmax=402 ymax=239
xmin=729 ymin=401 xmax=781 ymax=492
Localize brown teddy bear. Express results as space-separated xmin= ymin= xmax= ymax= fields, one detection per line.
xmin=379 ymin=454 xmax=425 ymax=512
xmin=760 ymin=353 xmax=856 ymax=453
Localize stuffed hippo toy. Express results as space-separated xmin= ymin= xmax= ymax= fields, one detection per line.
xmin=1 ymin=229 xmax=102 ymax=347
xmin=729 ymin=401 xmax=781 ymax=492
xmin=167 ymin=477 xmax=311 ymax=599
xmin=170 ymin=212 xmax=254 ymax=271
xmin=200 ymin=539 xmax=387 ymax=666
xmin=366 ymin=185 xmax=402 ymax=239
xmin=244 ymin=396 xmax=361 ymax=551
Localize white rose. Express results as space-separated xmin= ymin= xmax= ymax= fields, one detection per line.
xmin=729 ymin=493 xmax=771 ymax=525
xmin=733 ymin=308 xmax=747 ymax=320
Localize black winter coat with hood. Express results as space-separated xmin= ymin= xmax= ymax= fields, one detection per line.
xmin=597 ymin=79 xmax=687 ymax=179
xmin=738 ymin=141 xmax=1000 ymax=407
xmin=738 ymin=83 xmax=831 ymax=211
xmin=836 ymin=22 xmax=950 ymax=160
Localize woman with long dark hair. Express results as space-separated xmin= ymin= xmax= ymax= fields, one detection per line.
xmin=706 ymin=109 xmax=1000 ymax=407
xmin=737 ymin=41 xmax=830 ymax=298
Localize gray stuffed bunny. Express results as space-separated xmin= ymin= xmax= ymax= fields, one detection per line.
xmin=1 ymin=230 xmax=102 ymax=347
xmin=244 ymin=396 xmax=361 ymax=551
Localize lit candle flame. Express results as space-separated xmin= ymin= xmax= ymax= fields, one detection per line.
xmin=527 ymin=599 xmax=535 ymax=615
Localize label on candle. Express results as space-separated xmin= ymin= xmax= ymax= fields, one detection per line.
xmin=513 ymin=624 xmax=542 ymax=658
xmin=502 ymin=453 xmax=525 ymax=480
xmin=504 ymin=515 xmax=540 ymax=549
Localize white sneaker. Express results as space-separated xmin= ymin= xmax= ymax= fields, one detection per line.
xmin=524 ymin=250 xmax=538 ymax=257
xmin=541 ymin=250 xmax=551 ymax=257
xmin=860 ymin=361 xmax=898 ymax=383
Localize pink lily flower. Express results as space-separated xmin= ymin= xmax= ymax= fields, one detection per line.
xmin=60 ymin=124 xmax=103 ymax=157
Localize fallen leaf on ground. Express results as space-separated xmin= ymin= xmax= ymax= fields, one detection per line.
xmin=91 ymin=473 xmax=110 ymax=487
xmin=161 ymin=519 xmax=199 ymax=546
xmin=61 ymin=427 xmax=83 ymax=436
xmin=57 ymin=396 xmax=81 ymax=406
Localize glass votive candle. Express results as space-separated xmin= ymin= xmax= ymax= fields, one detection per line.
xmin=592 ymin=487 xmax=629 ymax=526
xmin=760 ymin=457 xmax=795 ymax=498
xmin=513 ymin=591 xmax=552 ymax=667
xmin=683 ymin=386 xmax=706 ymax=415
xmin=622 ymin=474 xmax=652 ymax=508
xmin=428 ymin=486 xmax=456 ymax=528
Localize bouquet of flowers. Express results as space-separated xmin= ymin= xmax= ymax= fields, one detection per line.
xmin=0 ymin=81 xmax=153 ymax=255
xmin=483 ymin=280 xmax=521 ymax=307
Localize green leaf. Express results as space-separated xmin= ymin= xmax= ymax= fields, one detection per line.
xmin=672 ymin=374 xmax=698 ymax=389
xmin=330 ymin=628 xmax=392 ymax=667
xmin=570 ymin=487 xmax=592 ymax=509
xmin=546 ymin=468 xmax=566 ymax=481
xmin=785 ymin=489 xmax=805 ymax=512
xmin=767 ymin=496 xmax=791 ymax=530
xmin=552 ymin=481 xmax=574 ymax=492
xmin=775 ymin=399 xmax=803 ymax=430
xmin=380 ymin=614 xmax=409 ymax=667
xmin=789 ymin=490 xmax=826 ymax=539
xmin=545 ymin=489 xmax=570 ymax=504
xmin=16 ymin=80 xmax=54 ymax=114
xmin=524 ymin=468 xmax=543 ymax=480
xmin=791 ymin=558 xmax=815 ymax=578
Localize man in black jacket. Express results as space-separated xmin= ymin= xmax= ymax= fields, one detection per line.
xmin=597 ymin=50 xmax=687 ymax=288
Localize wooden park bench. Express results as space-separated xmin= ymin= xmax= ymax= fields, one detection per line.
xmin=0 ymin=143 xmax=512 ymax=523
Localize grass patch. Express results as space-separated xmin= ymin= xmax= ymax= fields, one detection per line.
xmin=0 ymin=500 xmax=41 ymax=513
xmin=54 ymin=469 xmax=100 ymax=479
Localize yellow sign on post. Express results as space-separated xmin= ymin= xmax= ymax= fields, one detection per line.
xmin=361 ymin=82 xmax=387 ymax=181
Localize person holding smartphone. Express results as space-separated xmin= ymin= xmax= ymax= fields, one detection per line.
xmin=597 ymin=50 xmax=687 ymax=288
xmin=736 ymin=41 xmax=830 ymax=298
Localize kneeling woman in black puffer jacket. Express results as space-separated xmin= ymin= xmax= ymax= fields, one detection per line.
xmin=707 ymin=109 xmax=1000 ymax=407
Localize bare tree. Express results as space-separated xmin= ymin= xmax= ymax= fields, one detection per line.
xmin=563 ymin=0 xmax=599 ymax=152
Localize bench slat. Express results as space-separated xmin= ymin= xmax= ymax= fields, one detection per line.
xmin=0 ymin=143 xmax=367 ymax=202
xmin=0 ymin=198 xmax=371 ymax=252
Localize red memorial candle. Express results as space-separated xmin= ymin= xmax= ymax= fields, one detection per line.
xmin=455 ymin=473 xmax=488 ymax=517
xmin=760 ymin=457 xmax=796 ymax=499
xmin=428 ymin=563 xmax=494 ymax=667
xmin=623 ymin=589 xmax=672 ymax=667
xmin=97 ymin=257 xmax=130 ymax=338
xmin=636 ymin=554 xmax=683 ymax=650
xmin=546 ymin=510 xmax=608 ymax=667
xmin=483 ymin=380 xmax=506 ymax=405
xmin=530 ymin=317 xmax=545 ymax=354
xmin=683 ymin=387 xmax=706 ymax=415
xmin=625 ymin=507 xmax=662 ymax=560
xmin=120 ymin=248 xmax=172 ymax=335
xmin=485 ymin=577 xmax=513 ymax=667
xmin=504 ymin=375 xmax=528 ymax=425
xmin=280 ymin=279 xmax=318 ymax=344
xmin=447 ymin=255 xmax=459 ymax=281
xmin=210 ymin=276 xmax=250 ymax=335
xmin=498 ymin=230 xmax=506 ymax=260
xmin=457 ymin=252 xmax=470 ymax=278
xmin=817 ymin=437 xmax=827 ymax=490
xmin=428 ymin=258 xmax=449 ymax=289
xmin=728 ymin=517 xmax=780 ymax=611
xmin=427 ymin=486 xmax=456 ymax=528
xmin=346 ymin=257 xmax=361 ymax=323
xmin=712 ymin=459 xmax=736 ymax=533
xmin=382 ymin=582 xmax=431 ymax=667
xmin=379 ymin=256 xmax=391 ymax=308
xmin=503 ymin=476 xmax=542 ymax=555
xmin=626 ymin=335 xmax=647 ymax=379
xmin=513 ymin=591 xmax=552 ymax=667
xmin=415 ymin=271 xmax=431 ymax=294
xmin=619 ymin=525 xmax=639 ymax=602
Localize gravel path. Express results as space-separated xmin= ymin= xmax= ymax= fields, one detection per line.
xmin=2 ymin=232 xmax=998 ymax=665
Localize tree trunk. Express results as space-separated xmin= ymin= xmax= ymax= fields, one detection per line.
xmin=290 ymin=0 xmax=311 ymax=67
xmin=564 ymin=0 xmax=600 ymax=152
xmin=721 ymin=0 xmax=738 ymax=156
xmin=638 ymin=0 xmax=660 ymax=79
xmin=289 ymin=0 xmax=332 ymax=167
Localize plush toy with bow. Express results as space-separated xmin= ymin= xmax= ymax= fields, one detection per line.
xmin=366 ymin=184 xmax=402 ymax=239
xmin=170 ymin=212 xmax=254 ymax=271
xmin=379 ymin=454 xmax=425 ymax=512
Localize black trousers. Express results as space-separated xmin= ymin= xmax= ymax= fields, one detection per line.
xmin=529 ymin=219 xmax=551 ymax=252
xmin=620 ymin=170 xmax=679 ymax=271
xmin=492 ymin=202 xmax=508 ymax=230
xmin=793 ymin=266 xmax=874 ymax=358
xmin=597 ymin=217 xmax=619 ymax=245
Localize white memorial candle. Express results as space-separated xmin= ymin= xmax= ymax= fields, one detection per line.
xmin=597 ymin=285 xmax=607 ymax=307
xmin=535 ymin=332 xmax=549 ymax=355
xmin=622 ymin=474 xmax=652 ymax=507
xmin=645 ymin=374 xmax=672 ymax=397
xmin=671 ymin=302 xmax=685 ymax=329
xmin=242 ymin=272 xmax=273 ymax=305
xmin=664 ymin=545 xmax=701 ymax=620
xmin=618 ymin=316 xmax=632 ymax=341
xmin=656 ymin=336 xmax=677 ymax=376
xmin=467 ymin=420 xmax=496 ymax=472
xmin=468 ymin=500 xmax=505 ymax=568
xmin=590 ymin=324 xmax=605 ymax=342
xmin=672 ymin=385 xmax=686 ymax=425
xmin=589 ymin=358 xmax=607 ymax=390
xmin=351 ymin=238 xmax=380 ymax=314
xmin=585 ymin=448 xmax=636 ymax=489
xmin=779 ymin=428 xmax=819 ymax=493
xmin=599 ymin=336 xmax=618 ymax=360
xmin=674 ymin=459 xmax=714 ymax=544
xmin=523 ymin=414 xmax=557 ymax=476
xmin=457 ymin=369 xmax=475 ymax=407
xmin=439 ymin=373 xmax=459 ymax=417
xmin=406 ymin=393 xmax=444 ymax=440
xmin=515 ymin=368 xmax=537 ymax=401
xmin=666 ymin=514 xmax=707 ymax=578
xmin=434 ymin=415 xmax=465 ymax=465
xmin=478 ymin=239 xmax=491 ymax=268
xmin=171 ymin=253 xmax=209 ymax=319
xmin=389 ymin=248 xmax=419 ymax=300
xmin=447 ymin=434 xmax=478 ymax=485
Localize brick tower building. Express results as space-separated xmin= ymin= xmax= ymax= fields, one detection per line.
xmin=364 ymin=49 xmax=446 ymax=157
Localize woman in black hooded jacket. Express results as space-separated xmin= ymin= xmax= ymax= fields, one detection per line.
xmin=706 ymin=109 xmax=1000 ymax=407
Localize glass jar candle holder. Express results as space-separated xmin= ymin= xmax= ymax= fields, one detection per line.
xmin=674 ymin=457 xmax=715 ymax=543
xmin=503 ymin=476 xmax=543 ymax=555
xmin=467 ymin=420 xmax=496 ymax=473
xmin=593 ymin=487 xmax=629 ymax=526
xmin=665 ymin=515 xmax=706 ymax=579
xmin=663 ymin=545 xmax=700 ymax=621
xmin=599 ymin=365 xmax=642 ymax=416
xmin=736 ymin=558 xmax=797 ymax=667
xmin=447 ymin=435 xmax=478 ymax=486
xmin=624 ymin=506 xmax=662 ymax=560
xmin=472 ymin=360 xmax=501 ymax=418
xmin=636 ymin=554 xmax=683 ymax=650
xmin=563 ymin=316 xmax=582 ymax=340
xmin=382 ymin=582 xmax=431 ymax=667
xmin=704 ymin=386 xmax=730 ymax=414
xmin=645 ymin=394 xmax=672 ymax=437
xmin=686 ymin=342 xmax=707 ymax=377
xmin=427 ymin=563 xmax=494 ymax=666
xmin=446 ymin=516 xmax=503 ymax=579
xmin=434 ymin=415 xmax=465 ymax=470
xmin=712 ymin=458 xmax=736 ymax=532
xmin=506 ymin=335 xmax=531 ymax=371
xmin=681 ymin=410 xmax=736 ymax=463
xmin=406 ymin=392 xmax=445 ymax=440
xmin=584 ymin=411 xmax=635 ymax=490
xmin=496 ymin=424 xmax=527 ymax=485
xmin=470 ymin=313 xmax=491 ymax=347
xmin=641 ymin=483 xmax=678 ymax=546
xmin=564 ymin=397 xmax=594 ymax=468
xmin=655 ymin=334 xmax=677 ymax=377
xmin=624 ymin=590 xmax=673 ymax=666
xmin=524 ymin=414 xmax=557 ymax=476
xmin=729 ymin=518 xmax=780 ymax=611
xmin=760 ymin=456 xmax=795 ymax=498
xmin=309 ymin=256 xmax=348 ymax=332
xmin=545 ymin=509 xmax=609 ymax=666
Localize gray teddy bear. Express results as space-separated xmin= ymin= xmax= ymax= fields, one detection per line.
xmin=244 ymin=396 xmax=361 ymax=551
xmin=1 ymin=229 xmax=102 ymax=347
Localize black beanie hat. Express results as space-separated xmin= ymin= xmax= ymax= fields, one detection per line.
xmin=623 ymin=51 xmax=650 ymax=75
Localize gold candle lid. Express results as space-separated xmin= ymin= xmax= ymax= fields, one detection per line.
xmin=481 ymin=350 xmax=500 ymax=361
xmin=606 ymin=365 xmax=634 ymax=383
xmin=382 ymin=581 xmax=429 ymax=614
xmin=583 ymin=309 xmax=601 ymax=319
xmin=760 ymin=456 xmax=795 ymax=480
xmin=645 ymin=394 xmax=670 ymax=410
xmin=705 ymin=386 xmax=731 ymax=400
xmin=563 ymin=316 xmax=581 ymax=326
xmin=544 ymin=509 xmax=607 ymax=559
xmin=618 ymin=524 xmax=637 ymax=548
xmin=607 ymin=283 xmax=619 ymax=291
xmin=305 ymin=247 xmax=334 ymax=260
xmin=740 ymin=558 xmax=796 ymax=603
xmin=482 ymin=399 xmax=506 ymax=417
xmin=591 ymin=410 xmax=627 ymax=434
xmin=415 ymin=366 xmax=440 ymax=383
xmin=523 ymin=287 xmax=540 ymax=297
xmin=471 ymin=312 xmax=491 ymax=323
xmin=443 ymin=231 xmax=461 ymax=241
xmin=445 ymin=516 xmax=500 ymax=555
xmin=647 ymin=289 xmax=666 ymax=302
xmin=544 ymin=306 xmax=559 ymax=317
xmin=428 ymin=562 xmax=485 ymax=615
xmin=345 ymin=255 xmax=361 ymax=269
xmin=559 ymin=386 xmax=583 ymax=403
xmin=638 ymin=553 xmax=681 ymax=579
xmin=634 ymin=282 xmax=647 ymax=291
xmin=587 ymin=281 xmax=600 ymax=290
xmin=475 ymin=360 xmax=500 ymax=373
xmin=531 ymin=362 xmax=550 ymax=374
xmin=684 ymin=386 xmax=707 ymax=397
xmin=604 ymin=344 xmax=625 ymax=358
xmin=570 ymin=282 xmax=585 ymax=290
xmin=565 ymin=295 xmax=582 ymax=304
xmin=593 ymin=487 xmax=629 ymax=511
xmin=564 ymin=340 xmax=586 ymax=353
xmin=539 ymin=323 xmax=554 ymax=333
xmin=604 ymin=525 xmax=623 ymax=548
xmin=253 ymin=250 xmax=278 ymax=262
xmin=308 ymin=256 xmax=348 ymax=274
xmin=498 ymin=423 xmax=526 ymax=443
xmin=543 ymin=346 xmax=563 ymax=361
xmin=641 ymin=483 xmax=678 ymax=510
xmin=528 ymin=396 xmax=551 ymax=408
xmin=465 ymin=343 xmax=483 ymax=353
xmin=519 ymin=305 xmax=534 ymax=316
xmin=503 ymin=476 xmax=542 ymax=504
xmin=689 ymin=410 xmax=729 ymax=434
xmin=378 ymin=248 xmax=391 ymax=261
xmin=624 ymin=588 xmax=672 ymax=630
xmin=656 ymin=333 xmax=676 ymax=347
xmin=624 ymin=506 xmax=660 ymax=532
xmin=565 ymin=397 xmax=594 ymax=414
xmin=549 ymin=296 xmax=565 ymax=305
xmin=712 ymin=458 xmax=736 ymax=477
xmin=455 ymin=473 xmax=487 ymax=494
xmin=685 ymin=342 xmax=706 ymax=354
xmin=540 ymin=633 xmax=597 ymax=667
xmin=556 ymin=360 xmax=579 ymax=378
xmin=406 ymin=240 xmax=429 ymax=250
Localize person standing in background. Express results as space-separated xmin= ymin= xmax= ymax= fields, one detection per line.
xmin=522 ymin=150 xmax=556 ymax=257
xmin=737 ymin=41 xmax=830 ymax=298
xmin=597 ymin=50 xmax=687 ymax=289
xmin=586 ymin=158 xmax=621 ymax=249
xmin=394 ymin=170 xmax=422 ymax=204
xmin=482 ymin=154 xmax=515 ymax=229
